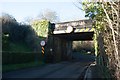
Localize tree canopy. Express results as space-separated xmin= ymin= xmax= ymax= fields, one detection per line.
xmin=1 ymin=13 xmax=40 ymax=52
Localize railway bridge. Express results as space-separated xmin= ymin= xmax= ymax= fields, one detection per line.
xmin=45 ymin=19 xmax=95 ymax=63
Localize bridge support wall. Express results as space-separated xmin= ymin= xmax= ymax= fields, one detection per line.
xmin=45 ymin=35 xmax=73 ymax=63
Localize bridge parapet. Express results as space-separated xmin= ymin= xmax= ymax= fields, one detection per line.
xmin=53 ymin=19 xmax=94 ymax=34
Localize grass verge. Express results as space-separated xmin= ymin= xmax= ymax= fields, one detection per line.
xmin=2 ymin=61 xmax=45 ymax=72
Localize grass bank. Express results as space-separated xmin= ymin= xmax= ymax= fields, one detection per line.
xmin=3 ymin=61 xmax=45 ymax=72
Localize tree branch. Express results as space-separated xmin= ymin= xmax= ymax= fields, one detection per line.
xmin=101 ymin=3 xmax=120 ymax=67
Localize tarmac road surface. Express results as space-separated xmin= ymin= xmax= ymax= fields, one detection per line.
xmin=2 ymin=53 xmax=95 ymax=80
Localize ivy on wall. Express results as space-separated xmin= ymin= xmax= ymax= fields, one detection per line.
xmin=31 ymin=20 xmax=49 ymax=37
xmin=82 ymin=1 xmax=120 ymax=79
xmin=82 ymin=2 xmax=105 ymax=57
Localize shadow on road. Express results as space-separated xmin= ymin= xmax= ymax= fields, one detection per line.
xmin=72 ymin=52 xmax=95 ymax=62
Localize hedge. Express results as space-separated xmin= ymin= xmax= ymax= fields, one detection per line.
xmin=2 ymin=52 xmax=42 ymax=65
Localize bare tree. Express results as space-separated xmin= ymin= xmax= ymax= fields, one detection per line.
xmin=37 ymin=9 xmax=59 ymax=23
xmin=23 ymin=16 xmax=33 ymax=24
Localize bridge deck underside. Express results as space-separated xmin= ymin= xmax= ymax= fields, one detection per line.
xmin=52 ymin=32 xmax=94 ymax=41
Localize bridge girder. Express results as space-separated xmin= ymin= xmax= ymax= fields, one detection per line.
xmin=51 ymin=19 xmax=94 ymax=41
xmin=52 ymin=32 xmax=94 ymax=41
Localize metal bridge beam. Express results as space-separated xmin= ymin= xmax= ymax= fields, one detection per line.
xmin=53 ymin=32 xmax=94 ymax=41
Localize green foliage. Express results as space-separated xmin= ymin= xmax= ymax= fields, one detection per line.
xmin=2 ymin=13 xmax=18 ymax=36
xmin=82 ymin=2 xmax=106 ymax=56
xmin=32 ymin=20 xmax=49 ymax=37
xmin=8 ymin=42 xmax=32 ymax=52
xmin=1 ymin=13 xmax=40 ymax=52
xmin=2 ymin=34 xmax=10 ymax=51
xmin=82 ymin=2 xmax=105 ymax=30
xmin=2 ymin=52 xmax=41 ymax=65
xmin=2 ymin=12 xmax=17 ymax=25
xmin=93 ymin=32 xmax=98 ymax=56
xmin=82 ymin=2 xmax=116 ymax=78
xmin=3 ymin=61 xmax=44 ymax=72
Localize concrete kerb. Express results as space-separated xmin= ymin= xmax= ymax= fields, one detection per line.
xmin=84 ymin=63 xmax=96 ymax=80
xmin=77 ymin=62 xmax=93 ymax=80
xmin=83 ymin=62 xmax=107 ymax=79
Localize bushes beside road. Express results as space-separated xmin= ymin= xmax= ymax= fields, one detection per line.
xmin=2 ymin=52 xmax=45 ymax=72
xmin=2 ymin=52 xmax=42 ymax=65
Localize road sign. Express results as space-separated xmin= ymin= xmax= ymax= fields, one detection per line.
xmin=40 ymin=40 xmax=45 ymax=46
xmin=66 ymin=26 xmax=73 ymax=33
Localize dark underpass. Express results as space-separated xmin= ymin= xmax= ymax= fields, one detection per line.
xmin=53 ymin=32 xmax=94 ymax=41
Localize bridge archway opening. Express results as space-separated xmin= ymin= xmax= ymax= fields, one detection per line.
xmin=72 ymin=40 xmax=95 ymax=61
xmin=52 ymin=32 xmax=95 ymax=62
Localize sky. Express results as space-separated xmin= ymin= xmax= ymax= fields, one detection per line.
xmin=1 ymin=0 xmax=88 ymax=23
